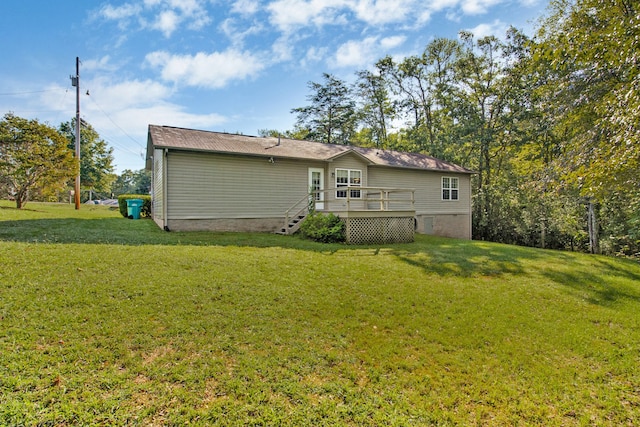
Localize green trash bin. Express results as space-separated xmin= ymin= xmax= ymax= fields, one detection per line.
xmin=126 ymin=199 xmax=143 ymax=220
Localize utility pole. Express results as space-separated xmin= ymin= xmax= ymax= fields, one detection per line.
xmin=70 ymin=57 xmax=81 ymax=210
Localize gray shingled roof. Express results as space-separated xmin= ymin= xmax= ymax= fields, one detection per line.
xmin=147 ymin=125 xmax=474 ymax=174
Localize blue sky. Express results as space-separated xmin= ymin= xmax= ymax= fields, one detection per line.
xmin=0 ymin=0 xmax=547 ymax=173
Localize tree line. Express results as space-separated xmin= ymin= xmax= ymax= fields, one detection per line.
xmin=263 ymin=0 xmax=638 ymax=257
xmin=0 ymin=114 xmax=149 ymax=208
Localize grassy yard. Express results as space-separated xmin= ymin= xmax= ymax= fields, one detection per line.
xmin=1 ymin=201 xmax=639 ymax=426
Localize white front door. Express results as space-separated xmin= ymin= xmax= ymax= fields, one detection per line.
xmin=308 ymin=168 xmax=325 ymax=210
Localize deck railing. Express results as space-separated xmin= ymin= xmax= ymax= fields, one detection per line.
xmin=310 ymin=186 xmax=415 ymax=212
xmin=284 ymin=187 xmax=415 ymax=229
xmin=284 ymin=193 xmax=314 ymax=230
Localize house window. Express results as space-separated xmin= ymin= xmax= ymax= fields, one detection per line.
xmin=442 ymin=177 xmax=459 ymax=201
xmin=336 ymin=169 xmax=361 ymax=198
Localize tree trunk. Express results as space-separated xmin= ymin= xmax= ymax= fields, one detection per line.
xmin=15 ymin=188 xmax=27 ymax=209
xmin=587 ymin=200 xmax=600 ymax=254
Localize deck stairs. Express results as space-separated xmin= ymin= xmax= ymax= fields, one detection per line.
xmin=276 ymin=214 xmax=307 ymax=235
xmin=276 ymin=194 xmax=313 ymax=235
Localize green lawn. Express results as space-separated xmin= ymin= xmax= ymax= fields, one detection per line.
xmin=1 ymin=201 xmax=639 ymax=425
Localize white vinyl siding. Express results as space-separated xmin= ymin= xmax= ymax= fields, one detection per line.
xmin=366 ymin=167 xmax=471 ymax=215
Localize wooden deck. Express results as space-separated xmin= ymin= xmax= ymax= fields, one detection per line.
xmin=279 ymin=187 xmax=416 ymax=243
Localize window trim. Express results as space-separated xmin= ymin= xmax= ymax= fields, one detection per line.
xmin=442 ymin=176 xmax=459 ymax=201
xmin=335 ymin=168 xmax=362 ymax=199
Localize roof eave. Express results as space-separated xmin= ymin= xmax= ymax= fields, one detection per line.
xmin=327 ymin=148 xmax=375 ymax=165
xmin=368 ymin=163 xmax=477 ymax=174
xmin=147 ymin=144 xmax=333 ymax=163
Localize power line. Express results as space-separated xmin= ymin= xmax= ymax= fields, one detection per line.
xmin=2 ymin=85 xmax=145 ymax=152
xmin=1 ymin=87 xmax=70 ymax=124
xmin=0 ymin=88 xmax=65 ymax=96
xmin=51 ymin=88 xmax=70 ymax=125
xmin=85 ymin=93 xmax=145 ymax=149
xmin=2 ymin=82 xmax=147 ymax=161
xmin=86 ymin=122 xmax=144 ymax=156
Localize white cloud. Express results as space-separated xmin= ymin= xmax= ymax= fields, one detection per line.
xmin=85 ymin=78 xmax=172 ymax=109
xmin=352 ymin=0 xmax=414 ymax=25
xmin=267 ymin=0 xmax=348 ymax=32
xmin=296 ymin=45 xmax=327 ymax=68
xmin=429 ymin=0 xmax=462 ymax=12
xmin=464 ymin=19 xmax=508 ymax=39
xmin=304 ymin=46 xmax=327 ymax=64
xmin=266 ymin=0 xmax=515 ymax=34
xmin=460 ymin=0 xmax=503 ymax=15
xmin=99 ymin=3 xmax=142 ymax=20
xmin=167 ymin=0 xmax=201 ymax=15
xmin=153 ymin=10 xmax=181 ymax=37
xmin=271 ymin=36 xmax=296 ymax=62
xmin=105 ymin=105 xmax=227 ymax=136
xmin=220 ymin=18 xmax=265 ymax=47
xmin=104 ymin=101 xmax=227 ymax=171
xmin=145 ymin=50 xmax=266 ymax=88
xmin=416 ymin=9 xmax=433 ymax=25
xmin=380 ymin=35 xmax=406 ymax=50
xmin=231 ymin=0 xmax=261 ymax=16
xmin=331 ymin=37 xmax=378 ymax=68
xmin=331 ymin=35 xmax=405 ymax=68
xmin=82 ymin=56 xmax=119 ymax=72
xmin=28 ymin=76 xmax=227 ymax=171
xmin=96 ymin=0 xmax=211 ymax=37
xmin=181 ymin=3 xmax=212 ymax=30
xmin=102 ymin=81 xmax=226 ymax=163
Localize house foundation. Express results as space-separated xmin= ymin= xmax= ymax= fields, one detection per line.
xmin=163 ymin=218 xmax=282 ymax=233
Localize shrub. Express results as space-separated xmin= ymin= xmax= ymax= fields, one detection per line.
xmin=299 ymin=212 xmax=345 ymax=243
xmin=117 ymin=194 xmax=151 ymax=218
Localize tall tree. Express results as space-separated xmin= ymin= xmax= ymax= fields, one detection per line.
xmin=535 ymin=0 xmax=640 ymax=254
xmin=537 ymin=0 xmax=639 ymax=196
xmin=59 ymin=118 xmax=115 ymax=196
xmin=374 ymin=38 xmax=460 ymax=157
xmin=422 ymin=37 xmax=463 ymax=160
xmin=0 ymin=113 xmax=76 ymax=208
xmin=376 ymin=54 xmax=433 ymax=152
xmin=291 ymin=73 xmax=357 ymax=145
xmin=450 ymin=32 xmax=516 ymax=240
xmin=353 ymin=69 xmax=395 ymax=148
xmin=504 ymin=27 xmax=585 ymax=249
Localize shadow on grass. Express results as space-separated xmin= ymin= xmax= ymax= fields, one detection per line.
xmin=387 ymin=236 xmax=640 ymax=307
xmin=0 ymin=216 xmax=538 ymax=277
xmin=540 ymin=258 xmax=640 ymax=307
xmin=393 ymin=234 xmax=583 ymax=278
xmin=3 ymin=217 xmax=640 ymax=307
xmin=0 ymin=217 xmax=348 ymax=249
xmin=0 ymin=218 xmax=169 ymax=245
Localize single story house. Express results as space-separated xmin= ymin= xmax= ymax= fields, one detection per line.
xmin=145 ymin=125 xmax=474 ymax=243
